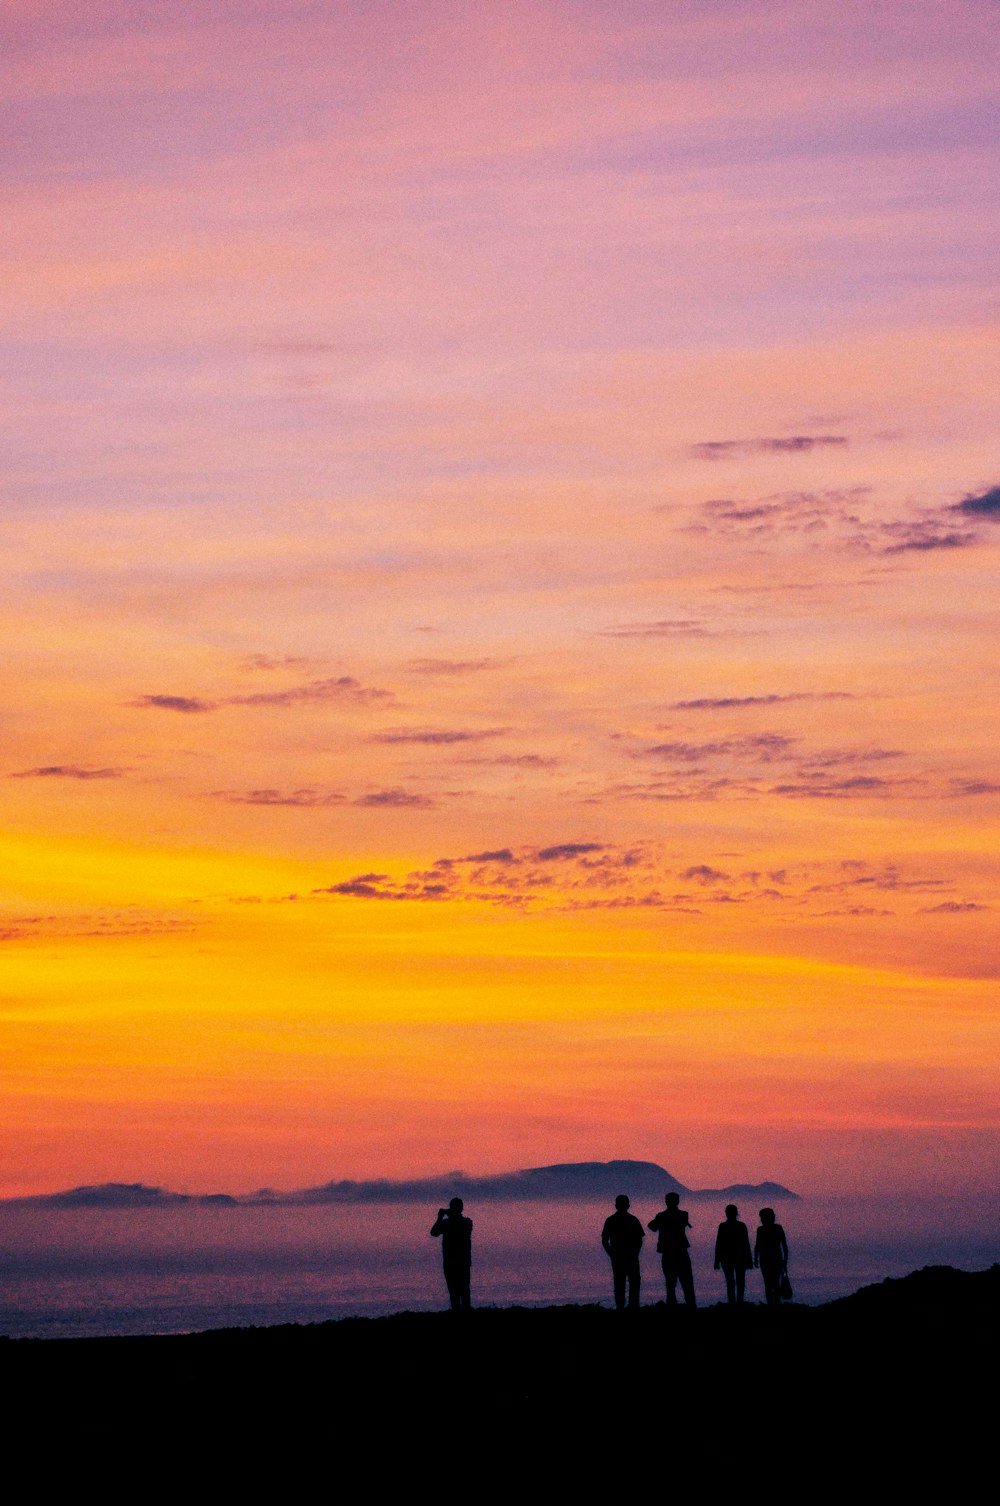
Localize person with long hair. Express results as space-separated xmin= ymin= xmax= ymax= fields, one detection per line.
xmin=753 ymin=1207 xmax=790 ymax=1306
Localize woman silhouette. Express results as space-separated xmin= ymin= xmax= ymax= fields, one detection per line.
xmin=753 ymin=1207 xmax=789 ymax=1306
xmin=714 ymin=1203 xmax=753 ymax=1304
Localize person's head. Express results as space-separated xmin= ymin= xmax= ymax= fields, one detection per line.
xmin=759 ymin=1207 xmax=775 ymax=1224
xmin=449 ymin=1197 xmax=464 ymax=1214
xmin=615 ymin=1194 xmax=630 ymax=1211
xmin=665 ymin=1191 xmax=680 ymax=1207
xmin=725 ymin=1203 xmax=738 ymax=1219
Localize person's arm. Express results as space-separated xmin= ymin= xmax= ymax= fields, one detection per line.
xmin=430 ymin=1210 xmax=447 ymax=1237
xmin=601 ymin=1218 xmax=612 ymax=1256
xmin=779 ymin=1228 xmax=788 ymax=1265
xmin=714 ymin=1228 xmax=722 ymax=1269
xmin=753 ymin=1230 xmax=760 ymax=1267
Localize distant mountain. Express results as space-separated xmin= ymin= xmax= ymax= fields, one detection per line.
xmin=4 ymin=1182 xmax=238 ymax=1209
xmin=685 ymin=1180 xmax=798 ymax=1202
xmin=2 ymin=1161 xmax=798 ymax=1208
xmin=261 ymin=1159 xmax=799 ymax=1205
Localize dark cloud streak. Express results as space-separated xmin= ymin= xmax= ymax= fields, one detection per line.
xmin=133 ymin=694 xmax=216 ymax=713
xmin=669 ymin=692 xmax=853 ymax=710
xmin=691 ymin=435 xmax=848 ymax=460
xmin=952 ymin=485 xmax=1000 ymax=518
xmin=10 ymin=765 xmax=127 ymax=780
xmin=369 ymin=727 xmax=508 ymax=745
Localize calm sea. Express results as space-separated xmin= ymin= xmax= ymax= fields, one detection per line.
xmin=1 ymin=1195 xmax=994 ymax=1340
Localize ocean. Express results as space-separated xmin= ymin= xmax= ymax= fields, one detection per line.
xmin=1 ymin=1194 xmax=994 ymax=1339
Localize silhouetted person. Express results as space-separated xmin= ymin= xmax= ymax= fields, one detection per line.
xmin=647 ymin=1191 xmax=696 ymax=1307
xmin=714 ymin=1203 xmax=753 ymax=1304
xmin=430 ymin=1197 xmax=473 ymax=1312
xmin=754 ymin=1206 xmax=789 ymax=1306
xmin=602 ymin=1194 xmax=645 ymax=1310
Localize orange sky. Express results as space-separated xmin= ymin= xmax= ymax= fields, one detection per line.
xmin=2 ymin=1 xmax=998 ymax=1197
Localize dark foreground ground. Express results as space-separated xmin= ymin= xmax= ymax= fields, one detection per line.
xmin=4 ymin=1265 xmax=995 ymax=1485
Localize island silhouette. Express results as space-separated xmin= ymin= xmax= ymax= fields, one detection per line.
xmin=1 ymin=1158 xmax=799 ymax=1207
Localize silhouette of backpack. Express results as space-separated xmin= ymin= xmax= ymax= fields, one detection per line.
xmin=779 ymin=1271 xmax=793 ymax=1301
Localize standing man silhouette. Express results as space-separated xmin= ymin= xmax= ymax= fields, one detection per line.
xmin=648 ymin=1191 xmax=696 ymax=1308
xmin=430 ymin=1197 xmax=473 ymax=1312
xmin=602 ymin=1194 xmax=645 ymax=1310
xmin=714 ymin=1203 xmax=753 ymax=1304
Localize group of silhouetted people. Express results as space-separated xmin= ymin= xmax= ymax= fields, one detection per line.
xmin=431 ymin=1193 xmax=790 ymax=1313
xmin=602 ymin=1193 xmax=789 ymax=1310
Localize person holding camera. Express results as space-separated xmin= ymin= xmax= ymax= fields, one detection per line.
xmin=430 ymin=1196 xmax=474 ymax=1312
xmin=648 ymin=1190 xmax=697 ymax=1308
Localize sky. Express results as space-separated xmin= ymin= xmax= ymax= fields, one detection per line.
xmin=2 ymin=0 xmax=998 ymax=1199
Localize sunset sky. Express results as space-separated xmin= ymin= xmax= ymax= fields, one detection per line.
xmin=3 ymin=0 xmax=997 ymax=1199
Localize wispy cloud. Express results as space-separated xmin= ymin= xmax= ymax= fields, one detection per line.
xmin=458 ymin=753 xmax=560 ymax=769
xmin=368 ymin=727 xmax=508 ymax=745
xmin=816 ymin=906 xmax=896 ymax=918
xmin=798 ymin=747 xmax=904 ymax=769
xmin=240 ymin=655 xmax=320 ymax=671
xmin=691 ymin=435 xmax=848 ymax=460
xmin=132 ymin=677 xmax=393 ymax=714
xmin=806 ymin=863 xmax=949 ymax=895
xmin=918 ymin=901 xmax=990 ymax=914
xmin=405 ymin=657 xmax=512 ymax=674
xmin=537 ymin=842 xmax=604 ymax=861
xmin=599 ymin=619 xmax=714 ymax=639
xmin=214 ymin=788 xmax=345 ymax=807
xmin=768 ymin=774 xmax=915 ymax=799
xmin=353 ymin=789 xmax=435 ymax=808
xmin=228 ymin=676 xmax=393 ymax=708
xmin=301 ymin=844 xmax=978 ymax=924
xmin=880 ymin=524 xmax=973 ymax=555
xmin=9 ymin=765 xmax=127 ymax=780
xmin=669 ymin=693 xmax=854 ymax=711
xmin=694 ymin=482 xmax=997 ymax=557
xmin=132 ymin=694 xmax=215 ymax=714
xmin=0 ymin=911 xmax=198 ymax=943
xmin=642 ymin=734 xmax=797 ymax=764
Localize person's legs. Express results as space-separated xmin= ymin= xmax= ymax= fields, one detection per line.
xmin=762 ymin=1264 xmax=780 ymax=1305
xmin=734 ymin=1268 xmax=745 ymax=1303
xmin=627 ymin=1256 xmax=641 ymax=1309
xmin=678 ymin=1254 xmax=696 ymax=1308
xmin=612 ymin=1259 xmax=627 ymax=1310
xmin=662 ymin=1258 xmax=679 ymax=1304
xmin=444 ymin=1260 xmax=470 ymax=1311
xmin=723 ymin=1265 xmax=736 ymax=1303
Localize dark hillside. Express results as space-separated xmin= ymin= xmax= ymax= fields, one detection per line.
xmin=5 ymin=1265 xmax=993 ymax=1485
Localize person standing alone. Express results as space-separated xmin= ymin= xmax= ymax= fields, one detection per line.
xmin=431 ymin=1197 xmax=473 ymax=1312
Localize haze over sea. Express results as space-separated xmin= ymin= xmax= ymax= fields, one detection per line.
xmin=2 ymin=1193 xmax=993 ymax=1340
